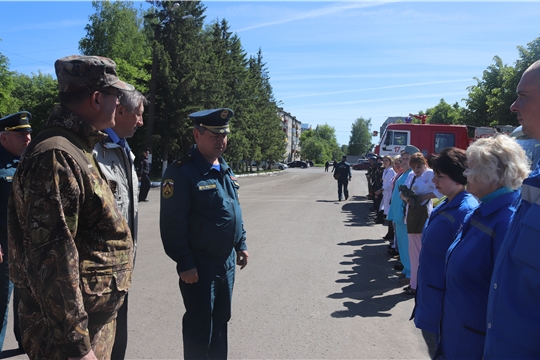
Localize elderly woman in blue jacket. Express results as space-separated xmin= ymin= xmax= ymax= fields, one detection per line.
xmin=413 ymin=148 xmax=478 ymax=342
xmin=438 ymin=135 xmax=530 ymax=359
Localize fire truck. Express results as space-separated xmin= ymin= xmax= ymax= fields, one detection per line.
xmin=374 ymin=123 xmax=501 ymax=157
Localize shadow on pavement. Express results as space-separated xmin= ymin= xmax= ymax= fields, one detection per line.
xmin=328 ymin=196 xmax=413 ymax=318
xmin=328 ymin=238 xmax=411 ymax=318
xmin=1 ymin=347 xmax=24 ymax=359
xmin=341 ymin=197 xmax=379 ymax=227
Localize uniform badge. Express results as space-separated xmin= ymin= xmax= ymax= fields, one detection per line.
xmin=162 ymin=179 xmax=174 ymax=199
xmin=220 ymin=109 xmax=229 ymax=119
xmin=198 ymin=183 xmax=217 ymax=191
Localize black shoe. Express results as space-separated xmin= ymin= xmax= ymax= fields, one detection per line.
xmin=345 ymin=195 xmax=348 ymax=200
xmin=393 ymin=263 xmax=404 ymax=271
xmin=388 ymin=249 xmax=399 ymax=256
xmin=383 ymin=235 xmax=393 ymax=240
xmin=139 ymin=199 xmax=149 ymax=202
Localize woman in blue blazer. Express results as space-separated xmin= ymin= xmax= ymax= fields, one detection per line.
xmin=413 ymin=148 xmax=478 ymax=341
xmin=438 ymin=135 xmax=530 ymax=359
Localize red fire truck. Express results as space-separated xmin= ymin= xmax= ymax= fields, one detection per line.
xmin=374 ymin=123 xmax=500 ymax=157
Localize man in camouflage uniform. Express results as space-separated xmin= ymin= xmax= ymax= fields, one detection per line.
xmin=8 ymin=55 xmax=134 ymax=360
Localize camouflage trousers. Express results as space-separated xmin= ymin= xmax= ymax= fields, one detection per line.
xmin=18 ymin=289 xmax=121 ymax=360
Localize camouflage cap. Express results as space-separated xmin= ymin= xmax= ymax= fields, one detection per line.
xmin=55 ymin=55 xmax=135 ymax=93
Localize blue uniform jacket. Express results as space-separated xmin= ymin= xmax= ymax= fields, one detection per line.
xmin=387 ymin=169 xmax=412 ymax=223
xmin=440 ymin=190 xmax=520 ymax=360
xmin=485 ymin=169 xmax=540 ymax=359
xmin=160 ymin=147 xmax=247 ymax=274
xmin=413 ymin=191 xmax=478 ymax=334
xmin=0 ymin=144 xmax=18 ymax=253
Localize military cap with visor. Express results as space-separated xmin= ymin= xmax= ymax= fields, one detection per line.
xmin=403 ymin=145 xmax=420 ymax=154
xmin=0 ymin=111 xmax=32 ymax=133
xmin=55 ymin=55 xmax=134 ymax=94
xmin=189 ymin=108 xmax=233 ymax=134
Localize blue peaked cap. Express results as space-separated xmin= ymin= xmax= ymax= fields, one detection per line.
xmin=189 ymin=108 xmax=233 ymax=134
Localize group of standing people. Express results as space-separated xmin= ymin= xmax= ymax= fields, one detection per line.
xmin=0 ymin=54 xmax=248 ymax=360
xmin=377 ymin=60 xmax=540 ymax=359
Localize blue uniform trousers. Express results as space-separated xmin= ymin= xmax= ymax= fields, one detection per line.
xmin=0 ymin=260 xmax=21 ymax=351
xmin=179 ymin=251 xmax=236 ymax=360
xmin=337 ymin=179 xmax=349 ymax=200
xmin=395 ymin=220 xmax=410 ymax=278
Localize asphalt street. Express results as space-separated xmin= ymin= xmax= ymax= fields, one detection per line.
xmin=2 ymin=167 xmax=435 ymax=359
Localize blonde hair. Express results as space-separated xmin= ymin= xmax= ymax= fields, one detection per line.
xmin=465 ymin=135 xmax=530 ymax=189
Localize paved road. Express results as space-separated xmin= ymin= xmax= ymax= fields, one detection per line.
xmin=2 ymin=167 xmax=435 ymax=359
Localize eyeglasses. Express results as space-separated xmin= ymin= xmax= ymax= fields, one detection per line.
xmin=99 ymin=90 xmax=122 ymax=100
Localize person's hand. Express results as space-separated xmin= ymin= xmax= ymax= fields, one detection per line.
xmin=349 ymin=177 xmax=352 ymax=181
xmin=180 ymin=268 xmax=199 ymax=284
xmin=236 ymin=250 xmax=249 ymax=270
xmin=69 ymin=350 xmax=98 ymax=360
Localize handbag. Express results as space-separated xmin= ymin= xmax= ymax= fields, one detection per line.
xmin=333 ymin=172 xmax=341 ymax=180
xmin=406 ymin=204 xmax=429 ymax=233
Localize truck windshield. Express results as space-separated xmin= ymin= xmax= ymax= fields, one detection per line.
xmin=434 ymin=133 xmax=455 ymax=153
xmin=385 ymin=131 xmax=408 ymax=146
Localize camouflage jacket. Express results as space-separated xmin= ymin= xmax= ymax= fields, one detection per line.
xmin=8 ymin=105 xmax=133 ymax=357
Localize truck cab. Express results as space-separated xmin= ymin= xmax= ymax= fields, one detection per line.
xmin=375 ymin=123 xmax=471 ymax=157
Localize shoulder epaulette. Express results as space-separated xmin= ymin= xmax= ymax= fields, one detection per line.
xmin=172 ymin=154 xmax=192 ymax=168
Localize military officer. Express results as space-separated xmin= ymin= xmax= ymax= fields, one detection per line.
xmin=0 ymin=111 xmax=32 ymax=353
xmin=160 ymin=108 xmax=248 ymax=359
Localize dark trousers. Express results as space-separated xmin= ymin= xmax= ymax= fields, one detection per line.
xmin=139 ymin=174 xmax=151 ymax=201
xmin=111 ymin=293 xmax=128 ymax=359
xmin=0 ymin=261 xmax=21 ymax=351
xmin=337 ymin=179 xmax=349 ymax=200
xmin=179 ymin=251 xmax=235 ymax=360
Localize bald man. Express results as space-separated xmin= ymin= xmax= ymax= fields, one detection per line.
xmin=485 ymin=60 xmax=540 ymax=359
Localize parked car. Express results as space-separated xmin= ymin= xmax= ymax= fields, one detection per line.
xmin=287 ymin=160 xmax=308 ymax=168
xmin=352 ymin=159 xmax=370 ymax=170
xmin=306 ymin=160 xmax=314 ymax=167
xmin=261 ymin=161 xmax=288 ymax=170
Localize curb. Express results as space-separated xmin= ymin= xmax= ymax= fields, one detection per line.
xmin=236 ymin=170 xmax=283 ymax=178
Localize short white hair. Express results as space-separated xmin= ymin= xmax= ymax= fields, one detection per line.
xmin=465 ymin=134 xmax=530 ymax=190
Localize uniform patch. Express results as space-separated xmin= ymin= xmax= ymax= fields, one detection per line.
xmin=198 ymin=184 xmax=217 ymax=191
xmin=230 ymin=175 xmax=237 ymax=181
xmin=162 ymin=179 xmax=174 ymax=199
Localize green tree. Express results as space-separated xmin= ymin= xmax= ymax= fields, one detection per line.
xmin=300 ymin=136 xmax=326 ymax=163
xmin=426 ymin=99 xmax=462 ymax=124
xmin=298 ymin=125 xmax=340 ymax=163
xmin=11 ymin=71 xmax=58 ymax=132
xmin=0 ymin=50 xmax=18 ymax=117
xmin=348 ymin=117 xmax=372 ymax=156
xmin=147 ymin=0 xmax=207 ymax=171
xmin=463 ymin=56 xmax=516 ymax=127
xmin=79 ymin=1 xmax=150 ymax=66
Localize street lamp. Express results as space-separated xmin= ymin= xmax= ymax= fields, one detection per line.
xmin=145 ymin=4 xmax=193 ymax=152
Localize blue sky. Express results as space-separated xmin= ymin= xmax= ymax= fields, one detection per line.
xmin=1 ymin=1 xmax=540 ymax=145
